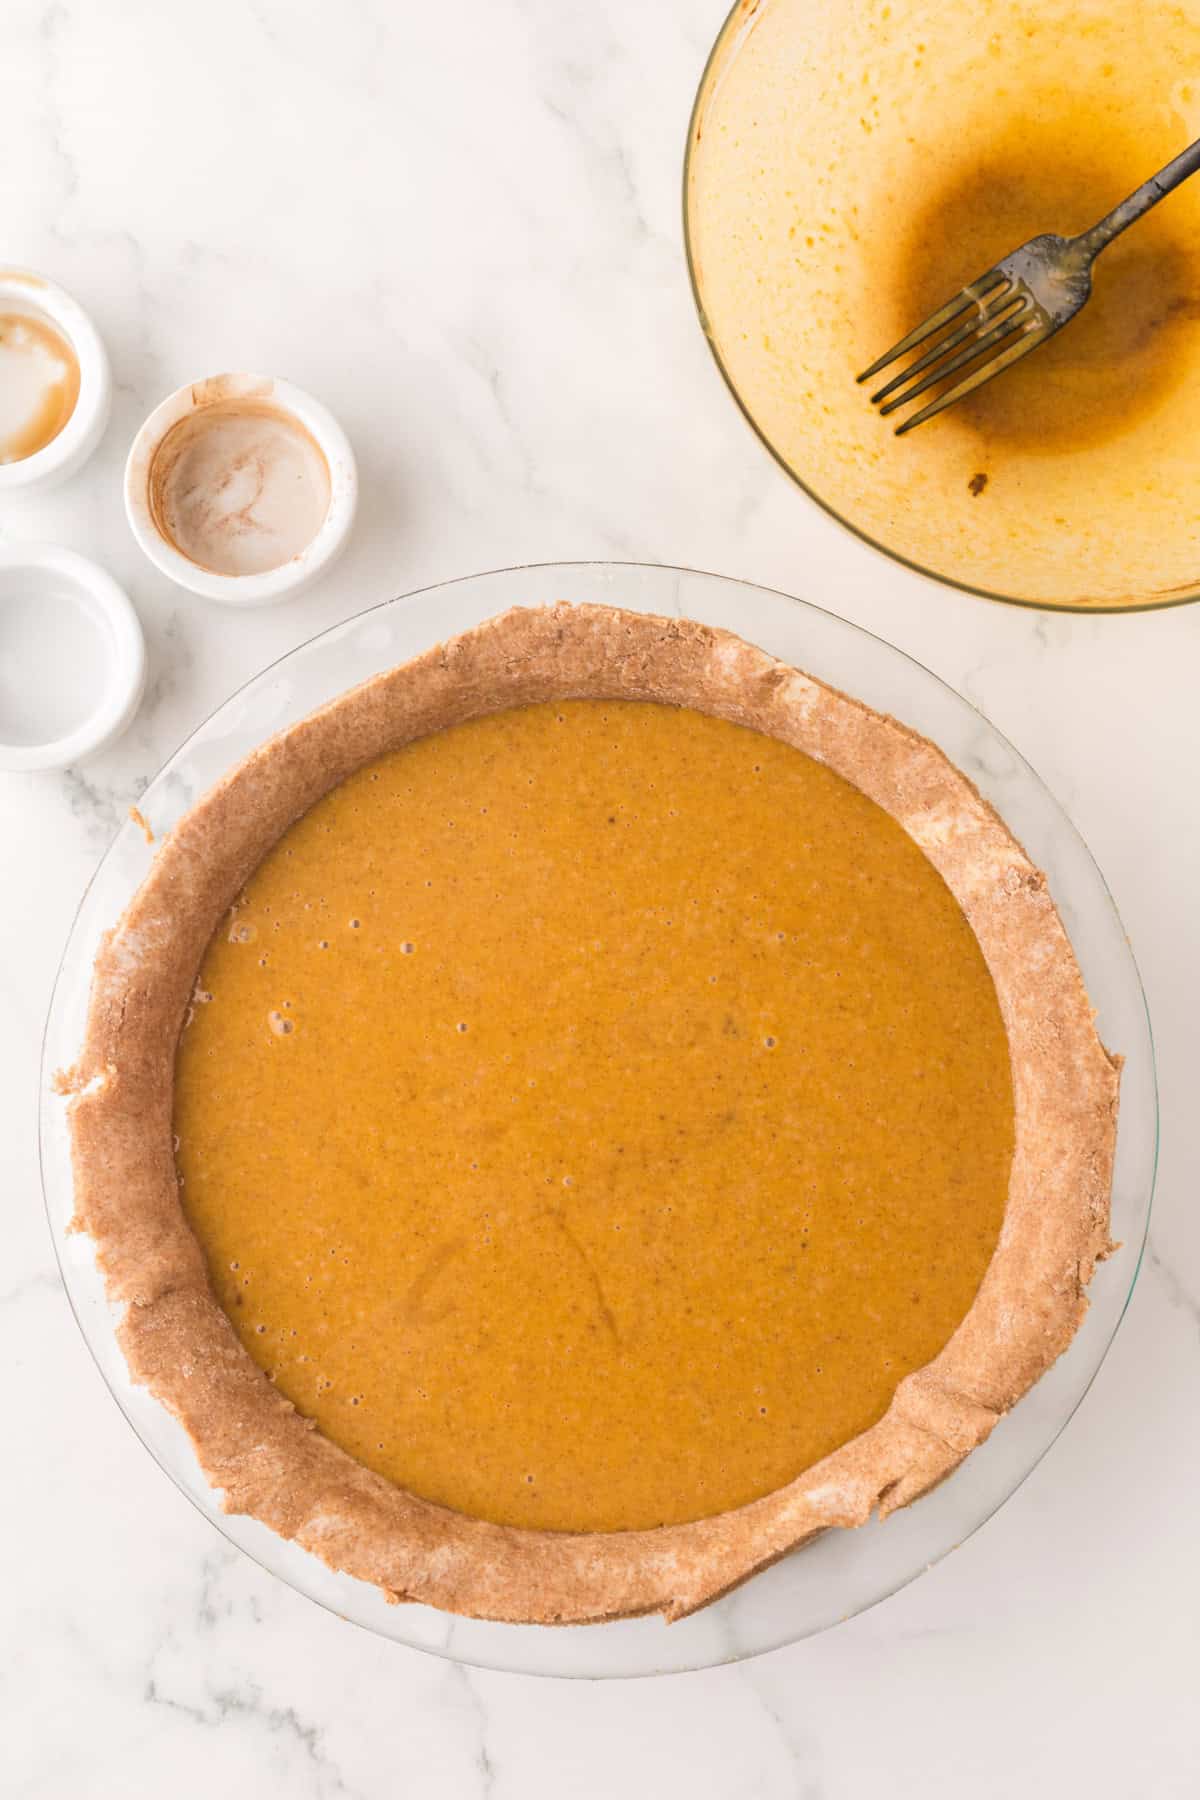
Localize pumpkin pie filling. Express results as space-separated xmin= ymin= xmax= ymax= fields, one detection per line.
xmin=175 ymin=698 xmax=1014 ymax=1534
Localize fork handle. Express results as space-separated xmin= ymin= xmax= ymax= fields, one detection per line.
xmin=1076 ymin=134 xmax=1200 ymax=260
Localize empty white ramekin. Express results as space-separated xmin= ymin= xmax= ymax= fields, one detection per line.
xmin=0 ymin=268 xmax=112 ymax=492
xmin=0 ymin=545 xmax=145 ymax=772
xmin=124 ymin=372 xmax=358 ymax=605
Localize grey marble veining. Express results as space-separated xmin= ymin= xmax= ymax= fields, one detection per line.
xmin=3 ymin=0 xmax=1199 ymax=1794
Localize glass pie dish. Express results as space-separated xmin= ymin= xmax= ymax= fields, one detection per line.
xmin=40 ymin=562 xmax=1156 ymax=1675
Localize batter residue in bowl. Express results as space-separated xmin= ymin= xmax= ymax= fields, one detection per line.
xmin=687 ymin=0 xmax=1200 ymax=607
xmin=0 ymin=311 xmax=80 ymax=463
xmin=149 ymin=399 xmax=331 ymax=577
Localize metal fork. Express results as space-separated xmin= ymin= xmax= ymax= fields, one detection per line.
xmin=858 ymin=133 xmax=1200 ymax=434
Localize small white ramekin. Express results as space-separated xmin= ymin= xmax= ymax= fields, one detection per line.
xmin=0 ymin=268 xmax=112 ymax=491
xmin=0 ymin=545 xmax=145 ymax=773
xmin=124 ymin=372 xmax=358 ymax=605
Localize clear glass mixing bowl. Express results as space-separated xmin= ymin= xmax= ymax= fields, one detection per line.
xmin=684 ymin=0 xmax=1200 ymax=612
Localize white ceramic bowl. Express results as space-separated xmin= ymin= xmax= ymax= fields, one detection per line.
xmin=0 ymin=269 xmax=111 ymax=491
xmin=0 ymin=544 xmax=145 ymax=772
xmin=124 ymin=372 xmax=358 ymax=605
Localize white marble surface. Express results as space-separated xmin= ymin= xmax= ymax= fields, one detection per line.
xmin=2 ymin=0 xmax=1198 ymax=1792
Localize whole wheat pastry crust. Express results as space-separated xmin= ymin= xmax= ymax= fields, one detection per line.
xmin=60 ymin=603 xmax=1120 ymax=1624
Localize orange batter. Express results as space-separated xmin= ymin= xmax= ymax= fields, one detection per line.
xmin=174 ymin=700 xmax=1014 ymax=1533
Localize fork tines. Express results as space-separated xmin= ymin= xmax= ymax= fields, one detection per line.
xmin=858 ymin=273 xmax=1050 ymax=434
